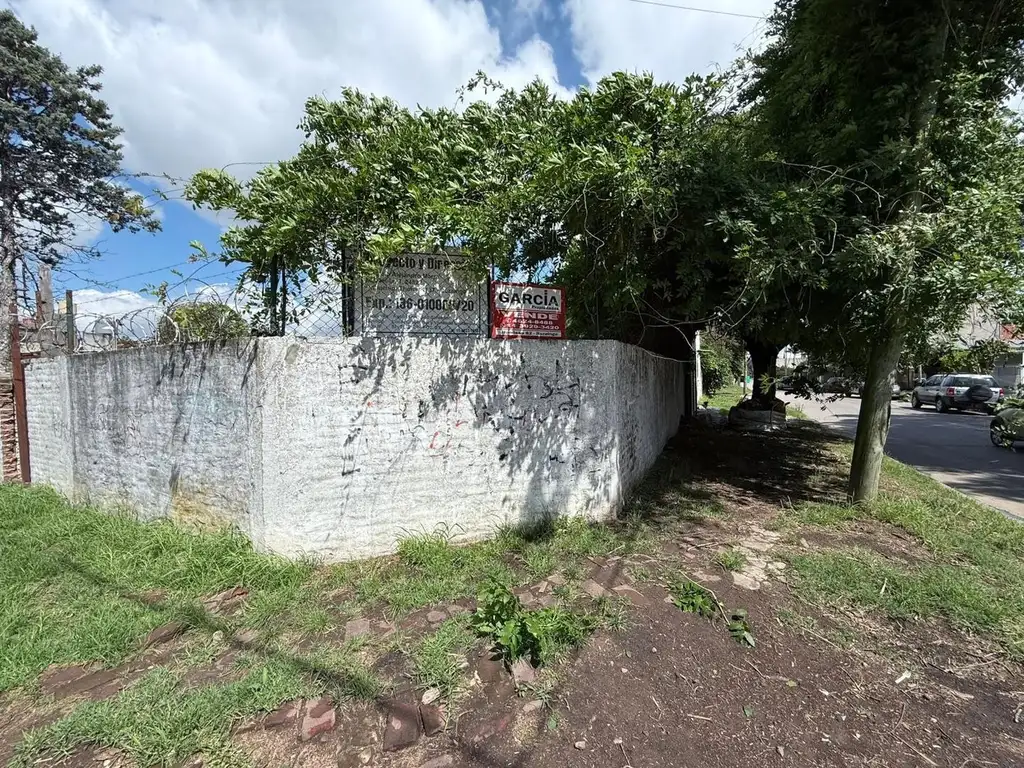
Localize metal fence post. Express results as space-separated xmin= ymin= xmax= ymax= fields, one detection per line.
xmin=64 ymin=290 xmax=75 ymax=353
xmin=9 ymin=305 xmax=29 ymax=482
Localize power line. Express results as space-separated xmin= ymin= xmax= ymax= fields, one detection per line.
xmin=623 ymin=0 xmax=767 ymax=20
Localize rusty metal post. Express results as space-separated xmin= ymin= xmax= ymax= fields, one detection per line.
xmin=9 ymin=302 xmax=29 ymax=482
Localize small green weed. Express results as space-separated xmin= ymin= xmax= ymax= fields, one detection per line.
xmin=715 ymin=549 xmax=747 ymax=572
xmin=728 ymin=609 xmax=756 ymax=648
xmin=470 ymin=581 xmax=597 ymax=665
xmin=669 ymin=579 xmax=717 ymax=619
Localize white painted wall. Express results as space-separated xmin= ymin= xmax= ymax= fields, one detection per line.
xmin=26 ymin=337 xmax=689 ymax=561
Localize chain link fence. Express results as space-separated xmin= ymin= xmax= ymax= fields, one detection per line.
xmin=21 ymin=263 xmax=494 ymax=357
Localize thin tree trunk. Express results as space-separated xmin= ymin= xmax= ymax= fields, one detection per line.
xmin=848 ymin=19 xmax=948 ymax=503
xmin=848 ymin=326 xmax=905 ymax=502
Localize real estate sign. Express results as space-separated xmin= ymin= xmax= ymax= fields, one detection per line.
xmin=355 ymin=253 xmax=488 ymax=336
xmin=491 ymin=282 xmax=566 ymax=340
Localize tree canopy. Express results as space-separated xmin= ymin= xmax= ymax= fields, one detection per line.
xmin=745 ymin=0 xmax=1024 ymax=499
xmin=156 ymin=301 xmax=250 ymax=345
xmin=0 ymin=10 xmax=159 ymax=271
xmin=186 ymin=1 xmax=1024 ymax=503
xmin=0 ymin=9 xmax=158 ymax=478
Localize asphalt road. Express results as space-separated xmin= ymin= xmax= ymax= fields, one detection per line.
xmin=788 ymin=394 xmax=1024 ymax=519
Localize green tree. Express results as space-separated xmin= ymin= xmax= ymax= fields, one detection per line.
xmin=746 ymin=0 xmax=1024 ymax=500
xmin=187 ymin=74 xmax=807 ymax=375
xmin=0 ymin=10 xmax=158 ymax=475
xmin=156 ymin=302 xmax=250 ymax=344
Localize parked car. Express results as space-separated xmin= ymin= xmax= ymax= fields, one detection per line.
xmin=822 ymin=376 xmax=854 ymax=395
xmin=912 ymin=373 xmax=1004 ymax=413
xmin=855 ymin=380 xmax=902 ymax=399
xmin=990 ymin=407 xmax=1024 ymax=448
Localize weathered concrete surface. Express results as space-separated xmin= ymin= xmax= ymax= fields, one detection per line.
xmin=26 ymin=337 xmax=689 ymax=560
xmin=27 ymin=341 xmax=257 ymax=533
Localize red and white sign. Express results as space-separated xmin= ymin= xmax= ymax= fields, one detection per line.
xmin=491 ymin=282 xmax=566 ymax=340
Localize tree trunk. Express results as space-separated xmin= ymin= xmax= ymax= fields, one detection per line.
xmin=746 ymin=338 xmax=781 ymax=407
xmin=848 ymin=19 xmax=948 ymax=503
xmin=848 ymin=326 xmax=906 ymax=502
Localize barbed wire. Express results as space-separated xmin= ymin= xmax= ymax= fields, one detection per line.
xmin=21 ymin=288 xmax=254 ymax=354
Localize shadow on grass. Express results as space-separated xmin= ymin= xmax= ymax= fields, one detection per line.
xmin=27 ymin=552 xmax=572 ymax=768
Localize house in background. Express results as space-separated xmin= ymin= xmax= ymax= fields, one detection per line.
xmin=953 ymin=306 xmax=1024 ymax=390
xmin=994 ymin=325 xmax=1024 ymax=391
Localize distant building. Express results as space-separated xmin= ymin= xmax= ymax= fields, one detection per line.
xmin=80 ymin=317 xmax=117 ymax=352
xmin=952 ymin=307 xmax=1023 ymax=389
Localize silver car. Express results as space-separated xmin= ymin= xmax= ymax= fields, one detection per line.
xmin=912 ymin=373 xmax=1003 ymax=414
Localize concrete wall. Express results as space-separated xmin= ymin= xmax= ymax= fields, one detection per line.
xmin=26 ymin=337 xmax=689 ymax=561
xmin=27 ymin=342 xmax=259 ymax=533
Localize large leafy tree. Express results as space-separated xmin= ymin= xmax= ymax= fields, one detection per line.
xmin=0 ymin=10 xmax=158 ymax=476
xmin=746 ymin=0 xmax=1024 ymax=500
xmin=188 ymin=73 xmax=823 ymax=380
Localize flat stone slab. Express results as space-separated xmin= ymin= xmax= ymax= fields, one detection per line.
xmin=611 ymin=585 xmax=649 ymax=606
xmin=264 ymin=699 xmax=302 ymax=730
xmin=39 ymin=665 xmax=91 ymax=695
xmin=344 ymin=618 xmax=372 ymax=641
xmin=143 ymin=621 xmax=185 ymax=649
xmin=384 ymin=700 xmax=422 ymax=751
xmin=202 ymin=586 xmax=249 ymax=615
xmin=581 ymin=580 xmax=613 ymax=599
xmin=300 ymin=697 xmax=336 ymax=741
xmin=420 ymin=703 xmax=445 ymax=736
xmin=510 ymin=658 xmax=537 ymax=686
xmin=731 ymin=571 xmax=761 ymax=591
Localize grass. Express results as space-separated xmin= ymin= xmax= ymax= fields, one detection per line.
xmin=785 ymin=449 xmax=1024 ymax=657
xmin=323 ymin=516 xmax=652 ymax=618
xmin=14 ymin=661 xmax=313 ymax=767
xmin=411 ymin=618 xmax=475 ymax=702
xmin=0 ymin=485 xmax=311 ymax=692
xmin=715 ymin=548 xmax=748 ymax=572
xmin=0 ymin=486 xmax=654 ymax=764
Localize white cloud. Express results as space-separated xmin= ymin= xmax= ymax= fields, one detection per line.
xmin=12 ymin=0 xmax=567 ymax=188
xmin=566 ymin=0 xmax=777 ymax=85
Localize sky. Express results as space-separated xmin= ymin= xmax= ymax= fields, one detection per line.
xmin=8 ymin=0 xmax=777 ymax=320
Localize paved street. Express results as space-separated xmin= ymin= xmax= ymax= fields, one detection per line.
xmin=789 ymin=395 xmax=1024 ymax=519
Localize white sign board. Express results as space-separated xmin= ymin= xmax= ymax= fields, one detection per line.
xmin=354 ymin=253 xmax=488 ymax=337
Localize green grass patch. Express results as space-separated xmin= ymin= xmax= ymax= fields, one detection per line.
xmin=715 ymin=548 xmax=747 ymax=572
xmin=14 ymin=661 xmax=313 ymax=767
xmin=703 ymin=383 xmax=745 ymax=411
xmin=787 ymin=452 xmax=1024 ymax=656
xmin=327 ymin=517 xmax=650 ymax=616
xmin=411 ymin=618 xmax=476 ymax=701
xmin=0 ymin=485 xmax=311 ymax=692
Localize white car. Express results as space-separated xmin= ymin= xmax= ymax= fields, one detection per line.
xmin=912 ymin=373 xmax=1003 ymax=414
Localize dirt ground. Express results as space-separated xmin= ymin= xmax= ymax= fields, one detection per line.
xmin=5 ymin=422 xmax=1024 ymax=768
